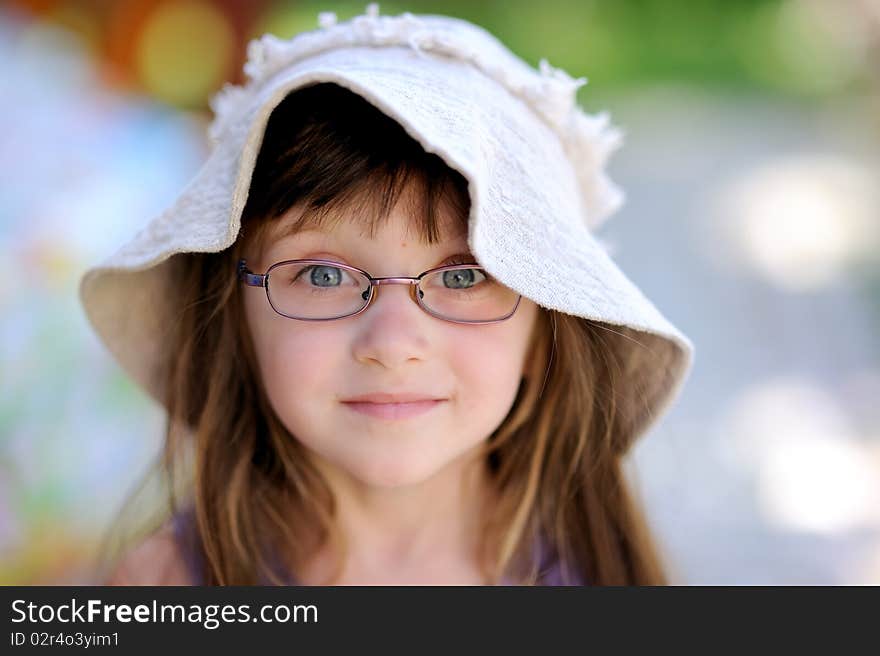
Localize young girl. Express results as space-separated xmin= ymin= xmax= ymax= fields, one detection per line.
xmin=82 ymin=4 xmax=694 ymax=586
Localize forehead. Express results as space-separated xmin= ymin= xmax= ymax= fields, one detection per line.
xmin=271 ymin=204 xmax=467 ymax=244
xmin=249 ymin=180 xmax=470 ymax=260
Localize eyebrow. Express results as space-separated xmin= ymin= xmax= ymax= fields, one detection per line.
xmin=263 ymin=222 xmax=476 ymax=266
xmin=264 ymin=203 xmax=469 ymax=250
xmin=272 ymin=218 xmax=314 ymax=243
xmin=435 ymin=251 xmax=478 ymax=266
xmin=330 ymin=251 xmax=479 ymax=269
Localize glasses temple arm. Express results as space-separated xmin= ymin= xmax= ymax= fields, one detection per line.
xmin=238 ymin=259 xmax=266 ymax=287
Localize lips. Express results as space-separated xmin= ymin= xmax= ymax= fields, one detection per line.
xmin=341 ymin=392 xmax=446 ymax=404
xmin=340 ymin=392 xmax=447 ymax=420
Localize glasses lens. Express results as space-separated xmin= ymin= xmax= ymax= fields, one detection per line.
xmin=418 ymin=267 xmax=519 ymax=322
xmin=267 ymin=262 xmax=370 ymax=319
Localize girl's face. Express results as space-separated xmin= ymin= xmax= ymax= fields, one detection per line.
xmin=242 ymin=193 xmax=539 ymax=489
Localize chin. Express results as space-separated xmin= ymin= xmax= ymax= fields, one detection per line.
xmin=343 ymin=454 xmax=447 ymax=490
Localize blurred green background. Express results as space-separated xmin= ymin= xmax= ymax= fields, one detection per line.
xmin=1 ymin=0 xmax=878 ymax=584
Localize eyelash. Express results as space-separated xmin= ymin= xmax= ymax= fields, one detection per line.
xmin=442 ymin=256 xmax=496 ymax=284
xmin=308 ymin=254 xmax=479 ymax=269
xmin=293 ymin=254 xmax=483 ymax=275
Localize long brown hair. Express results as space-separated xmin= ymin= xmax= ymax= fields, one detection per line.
xmin=107 ymin=82 xmax=670 ymax=585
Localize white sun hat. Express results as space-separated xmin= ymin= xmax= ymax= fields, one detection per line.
xmin=79 ymin=3 xmax=694 ymax=451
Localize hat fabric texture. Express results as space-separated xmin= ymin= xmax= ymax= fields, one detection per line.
xmin=80 ymin=3 xmax=694 ymax=450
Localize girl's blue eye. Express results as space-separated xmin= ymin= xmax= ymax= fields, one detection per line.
xmin=442 ymin=268 xmax=485 ymax=289
xmin=293 ymin=265 xmax=344 ymax=287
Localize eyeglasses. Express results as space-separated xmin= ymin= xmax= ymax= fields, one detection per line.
xmin=238 ymin=258 xmax=521 ymax=324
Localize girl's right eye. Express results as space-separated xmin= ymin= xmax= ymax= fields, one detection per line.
xmin=293 ymin=264 xmax=351 ymax=288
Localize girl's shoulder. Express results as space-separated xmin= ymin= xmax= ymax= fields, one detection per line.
xmin=103 ymin=508 xmax=586 ymax=586
xmin=103 ymin=518 xmax=196 ymax=586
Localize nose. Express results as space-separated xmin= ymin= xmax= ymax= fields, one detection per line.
xmin=351 ymin=282 xmax=432 ymax=368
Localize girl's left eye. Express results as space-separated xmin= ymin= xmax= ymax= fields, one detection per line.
xmin=441 ymin=267 xmax=486 ymax=289
xmin=439 ymin=256 xmax=493 ymax=280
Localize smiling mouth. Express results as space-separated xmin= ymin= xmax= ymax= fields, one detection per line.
xmin=341 ymin=399 xmax=446 ymax=420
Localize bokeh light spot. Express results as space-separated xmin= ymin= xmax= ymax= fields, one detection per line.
xmin=713 ymin=155 xmax=880 ymax=292
xmin=135 ymin=0 xmax=235 ymax=108
xmin=717 ymin=378 xmax=880 ymax=534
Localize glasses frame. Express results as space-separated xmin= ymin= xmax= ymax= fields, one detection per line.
xmin=238 ymin=258 xmax=522 ymax=324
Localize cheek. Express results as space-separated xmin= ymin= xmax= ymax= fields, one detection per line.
xmin=244 ymin=293 xmax=343 ymax=410
xmin=260 ymin=333 xmax=336 ymax=395
xmin=448 ymin=313 xmax=535 ymax=418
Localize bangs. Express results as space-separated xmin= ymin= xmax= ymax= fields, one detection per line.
xmin=238 ymin=82 xmax=471 ymax=262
